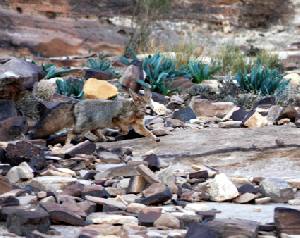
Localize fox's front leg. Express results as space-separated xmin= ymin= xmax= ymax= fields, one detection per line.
xmin=132 ymin=119 xmax=160 ymax=142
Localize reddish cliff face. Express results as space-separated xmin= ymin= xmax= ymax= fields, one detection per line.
xmin=0 ymin=0 xmax=296 ymax=57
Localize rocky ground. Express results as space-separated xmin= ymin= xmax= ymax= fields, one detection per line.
xmin=0 ymin=54 xmax=299 ymax=238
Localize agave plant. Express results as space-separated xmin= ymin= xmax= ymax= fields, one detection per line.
xmin=56 ymin=78 xmax=84 ymax=99
xmin=43 ymin=64 xmax=73 ymax=79
xmin=188 ymin=60 xmax=221 ymax=84
xmin=236 ymin=63 xmax=289 ymax=96
xmin=142 ymin=53 xmax=179 ymax=95
xmin=86 ymin=56 xmax=119 ymax=77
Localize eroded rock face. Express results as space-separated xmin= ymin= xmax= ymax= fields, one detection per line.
xmin=0 ymin=0 xmax=296 ymax=57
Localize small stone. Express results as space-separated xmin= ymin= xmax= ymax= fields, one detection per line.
xmin=218 ymin=121 xmax=242 ymax=128
xmin=40 ymin=167 xmax=76 ymax=177
xmin=190 ymin=98 xmax=235 ymax=118
xmin=172 ymin=107 xmax=196 ymax=122
xmin=152 ymin=101 xmax=168 ymax=116
xmin=189 ymin=171 xmax=209 ymax=180
xmin=6 ymin=162 xmax=33 ymax=183
xmin=238 ymin=184 xmax=259 ymax=194
xmin=41 ymin=202 xmax=86 ymax=226
xmin=154 ymin=213 xmax=181 ymax=229
xmin=143 ymin=153 xmax=160 ymax=172
xmin=243 ymin=111 xmax=268 ymax=128
xmin=84 ymin=78 xmax=118 ymax=99
xmin=98 ymin=151 xmax=121 ymax=164
xmin=140 ymin=183 xmax=172 ymax=205
xmin=287 ymin=179 xmax=300 ymax=189
xmin=128 ymin=176 xmax=146 ymax=194
xmin=207 ymin=173 xmax=239 ymax=202
xmin=64 ymin=140 xmax=96 ymax=157
xmin=85 ymin=195 xmax=127 ymax=211
xmin=186 ymin=223 xmax=218 ymax=238
xmin=260 ymin=178 xmax=294 ymax=202
xmin=120 ymin=64 xmax=142 ymax=93
xmin=233 ymin=193 xmax=257 ymax=204
xmin=136 ymin=164 xmax=160 ymax=184
xmin=138 ymin=207 xmax=162 ymax=226
xmin=288 ymin=199 xmax=300 ymax=205
xmin=86 ymin=213 xmax=138 ymax=225
xmin=255 ymin=197 xmax=272 ymax=204
xmin=79 ymin=224 xmax=122 ymax=238
xmin=127 ymin=203 xmax=146 ymax=214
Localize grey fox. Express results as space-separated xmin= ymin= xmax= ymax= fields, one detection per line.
xmin=65 ymin=89 xmax=159 ymax=143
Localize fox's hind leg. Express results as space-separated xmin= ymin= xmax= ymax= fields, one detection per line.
xmin=91 ymin=129 xmax=106 ymax=141
xmin=132 ymin=119 xmax=160 ymax=142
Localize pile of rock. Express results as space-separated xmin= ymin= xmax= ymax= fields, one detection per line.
xmin=0 ymin=139 xmax=299 ymax=237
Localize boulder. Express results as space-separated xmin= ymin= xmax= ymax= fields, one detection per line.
xmin=274 ymin=207 xmax=300 ymax=235
xmin=41 ymin=202 xmax=86 ymax=226
xmin=136 ymin=164 xmax=160 ymax=184
xmin=0 ymin=116 xmax=28 ymax=141
xmin=276 ymin=105 xmax=298 ymax=123
xmin=243 ymin=111 xmax=268 ymax=128
xmin=29 ymin=98 xmax=75 ymax=139
xmin=152 ymin=101 xmax=168 ymax=116
xmin=190 ymin=98 xmax=235 ymax=118
xmin=0 ymin=59 xmax=43 ymax=100
xmin=207 ymin=173 xmax=239 ymax=202
xmin=6 ymin=162 xmax=34 ymax=183
xmin=128 ymin=176 xmax=146 ymax=194
xmin=6 ymin=207 xmax=50 ymax=236
xmin=260 ymin=178 xmax=294 ymax=202
xmin=233 ymin=193 xmax=256 ymax=204
xmin=186 ymin=223 xmax=218 ymax=238
xmin=63 ymin=140 xmax=96 ymax=157
xmin=30 ymin=176 xmax=77 ymax=192
xmin=120 ymin=64 xmax=143 ymax=93
xmin=144 ymin=153 xmax=160 ymax=172
xmin=0 ymin=100 xmax=17 ymax=121
xmin=84 ymin=78 xmax=118 ymax=99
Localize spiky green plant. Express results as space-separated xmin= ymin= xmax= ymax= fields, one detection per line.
xmin=56 ymin=78 xmax=84 ymax=99
xmin=43 ymin=64 xmax=73 ymax=79
xmin=86 ymin=56 xmax=119 ymax=77
xmin=188 ymin=60 xmax=221 ymax=84
xmin=255 ymin=50 xmax=283 ymax=71
xmin=142 ymin=53 xmax=185 ymax=95
xmin=236 ymin=63 xmax=288 ymax=96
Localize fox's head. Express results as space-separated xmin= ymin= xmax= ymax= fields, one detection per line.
xmin=128 ymin=89 xmax=153 ymax=116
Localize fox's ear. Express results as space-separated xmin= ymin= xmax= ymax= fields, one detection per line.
xmin=128 ymin=88 xmax=140 ymax=101
xmin=144 ymin=89 xmax=152 ymax=100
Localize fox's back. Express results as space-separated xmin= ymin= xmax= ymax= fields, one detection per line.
xmin=73 ymin=99 xmax=128 ymax=132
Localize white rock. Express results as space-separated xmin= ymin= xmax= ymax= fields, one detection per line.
xmin=6 ymin=162 xmax=33 ymax=183
xmin=207 ymin=173 xmax=239 ymax=202
xmin=30 ymin=176 xmax=77 ymax=192
xmin=152 ymin=101 xmax=168 ymax=116
xmin=86 ymin=213 xmax=138 ymax=225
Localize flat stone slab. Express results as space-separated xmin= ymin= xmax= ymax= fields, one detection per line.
xmin=99 ymin=125 xmax=300 ymax=179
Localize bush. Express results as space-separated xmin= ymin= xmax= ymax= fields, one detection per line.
xmin=255 ymin=50 xmax=283 ymax=71
xmin=216 ymin=45 xmax=247 ymax=75
xmin=236 ymin=63 xmax=288 ymax=96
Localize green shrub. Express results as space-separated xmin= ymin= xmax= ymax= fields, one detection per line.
xmin=56 ymin=78 xmax=84 ymax=99
xmin=255 ymin=50 xmax=283 ymax=71
xmin=86 ymin=56 xmax=119 ymax=77
xmin=236 ymin=63 xmax=288 ymax=96
xmin=216 ymin=45 xmax=247 ymax=74
xmin=188 ymin=60 xmax=221 ymax=84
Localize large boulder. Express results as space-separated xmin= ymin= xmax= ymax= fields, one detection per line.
xmin=6 ymin=162 xmax=34 ymax=184
xmin=0 ymin=59 xmax=43 ymax=100
xmin=260 ymin=178 xmax=294 ymax=202
xmin=84 ymin=78 xmax=118 ymax=99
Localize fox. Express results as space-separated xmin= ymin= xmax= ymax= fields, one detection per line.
xmin=66 ymin=89 xmax=159 ymax=143
xmin=30 ymin=89 xmax=159 ymax=143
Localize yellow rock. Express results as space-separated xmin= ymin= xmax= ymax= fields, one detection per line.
xmin=84 ymin=78 xmax=118 ymax=99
